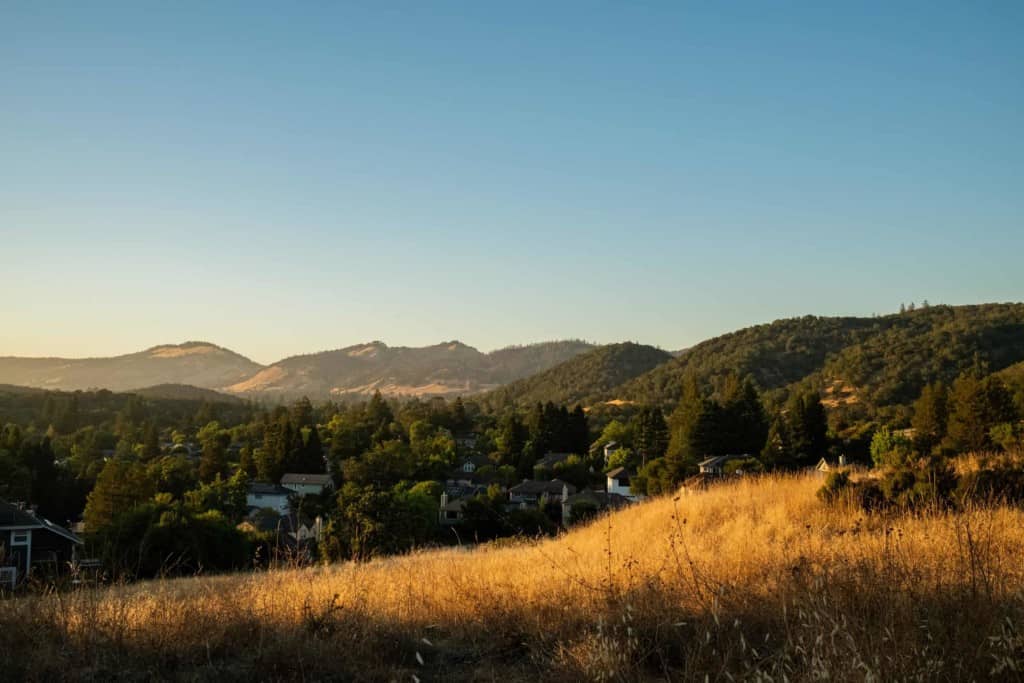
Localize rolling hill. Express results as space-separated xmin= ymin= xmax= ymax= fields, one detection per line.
xmin=4 ymin=473 xmax=1020 ymax=680
xmin=0 ymin=340 xmax=595 ymax=399
xmin=0 ymin=342 xmax=263 ymax=393
xmin=608 ymin=303 xmax=1024 ymax=419
xmin=223 ymin=340 xmax=595 ymax=399
xmin=478 ymin=342 xmax=673 ymax=408
xmin=130 ymin=383 xmax=245 ymax=404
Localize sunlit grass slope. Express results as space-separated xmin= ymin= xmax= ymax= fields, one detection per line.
xmin=5 ymin=474 xmax=1024 ymax=681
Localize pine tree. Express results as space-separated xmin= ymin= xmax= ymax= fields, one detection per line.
xmin=497 ymin=413 xmax=527 ymax=466
xmin=945 ymin=373 xmax=1015 ymax=452
xmin=568 ymin=405 xmax=590 ymax=455
xmin=142 ymin=423 xmax=161 ymax=460
xmin=722 ymin=376 xmax=768 ymax=455
xmin=291 ymin=396 xmax=314 ymax=429
xmin=785 ymin=391 xmax=828 ymax=467
xmin=911 ymin=381 xmax=948 ymax=454
xmin=451 ymin=397 xmax=469 ymax=432
xmin=634 ymin=406 xmax=669 ymax=464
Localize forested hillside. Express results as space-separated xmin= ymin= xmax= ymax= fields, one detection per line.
xmin=479 ymin=342 xmax=673 ymax=409
xmin=611 ymin=303 xmax=1024 ymax=419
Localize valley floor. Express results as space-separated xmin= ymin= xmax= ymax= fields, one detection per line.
xmin=4 ymin=474 xmax=1024 ymax=681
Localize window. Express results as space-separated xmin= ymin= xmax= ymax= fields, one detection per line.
xmin=12 ymin=532 xmax=29 ymax=545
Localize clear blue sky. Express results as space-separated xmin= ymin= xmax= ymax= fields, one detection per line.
xmin=2 ymin=2 xmax=1022 ymax=364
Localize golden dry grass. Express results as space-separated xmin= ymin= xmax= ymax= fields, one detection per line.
xmin=5 ymin=473 xmax=1024 ymax=681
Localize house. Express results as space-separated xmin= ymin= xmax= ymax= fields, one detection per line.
xmin=815 ymin=455 xmax=848 ymax=475
xmin=697 ymin=454 xmax=752 ymax=476
xmin=246 ymin=483 xmax=292 ymax=515
xmin=534 ymin=452 xmax=574 ymax=472
xmin=281 ymin=473 xmax=334 ymax=497
xmin=438 ymin=492 xmax=469 ymax=525
xmin=0 ymin=499 xmax=83 ymax=589
xmin=605 ymin=467 xmax=639 ymax=500
xmin=445 ymin=456 xmax=497 ymax=491
xmin=507 ymin=479 xmax=576 ymax=509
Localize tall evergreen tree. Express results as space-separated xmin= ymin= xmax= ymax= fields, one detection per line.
xmin=567 ymin=405 xmax=590 ymax=455
xmin=721 ymin=376 xmax=768 ymax=455
xmin=496 ymin=412 xmax=528 ymax=467
xmin=634 ymin=406 xmax=669 ymax=464
xmin=142 ymin=423 xmax=161 ymax=460
xmin=784 ymin=391 xmax=828 ymax=467
xmin=911 ymin=381 xmax=948 ymax=454
xmin=945 ymin=373 xmax=1015 ymax=452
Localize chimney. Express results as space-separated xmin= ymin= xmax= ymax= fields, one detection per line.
xmin=440 ymin=492 xmax=448 ymax=510
xmin=839 ymin=454 xmax=847 ymax=467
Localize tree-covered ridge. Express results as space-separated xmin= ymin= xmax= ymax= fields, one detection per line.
xmin=611 ymin=303 xmax=1024 ymax=418
xmin=615 ymin=316 xmax=881 ymax=405
xmin=479 ymin=343 xmax=673 ymax=409
xmin=131 ymin=384 xmax=244 ymax=404
xmin=808 ymin=303 xmax=1024 ymax=419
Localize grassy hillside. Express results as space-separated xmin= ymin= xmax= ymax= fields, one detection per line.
xmin=479 ymin=342 xmax=673 ymax=409
xmin=5 ymin=472 xmax=1024 ymax=680
xmin=613 ymin=303 xmax=1024 ymax=416
xmin=0 ymin=342 xmax=263 ymax=393
xmin=224 ymin=340 xmax=595 ymax=399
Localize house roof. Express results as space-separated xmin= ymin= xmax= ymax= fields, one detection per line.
xmin=606 ymin=467 xmax=630 ymax=481
xmin=509 ymin=479 xmax=577 ymax=497
xmin=0 ymin=499 xmax=83 ymax=544
xmin=566 ymin=489 xmax=630 ymax=509
xmin=441 ymin=497 xmax=470 ymax=512
xmin=535 ymin=452 xmax=574 ymax=469
xmin=698 ymin=454 xmax=751 ymax=468
xmin=281 ymin=473 xmax=333 ymax=486
xmin=0 ymin=499 xmax=40 ymax=527
xmin=248 ymin=482 xmax=292 ymax=496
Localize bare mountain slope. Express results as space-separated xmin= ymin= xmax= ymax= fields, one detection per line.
xmin=0 ymin=342 xmax=263 ymax=392
xmin=224 ymin=340 xmax=595 ymax=399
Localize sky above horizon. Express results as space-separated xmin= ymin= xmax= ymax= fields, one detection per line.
xmin=2 ymin=2 xmax=1022 ymax=365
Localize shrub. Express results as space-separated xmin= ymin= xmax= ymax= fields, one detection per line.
xmin=816 ymin=470 xmax=851 ymax=503
xmin=870 ymin=426 xmax=914 ymax=467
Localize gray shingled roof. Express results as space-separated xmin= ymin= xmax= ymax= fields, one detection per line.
xmin=280 ymin=473 xmax=333 ymax=486
xmin=0 ymin=499 xmax=40 ymax=527
xmin=0 ymin=499 xmax=83 ymax=544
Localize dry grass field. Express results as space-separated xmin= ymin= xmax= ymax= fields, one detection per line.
xmin=5 ymin=472 xmax=1024 ymax=681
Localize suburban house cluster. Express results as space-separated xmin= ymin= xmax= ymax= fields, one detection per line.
xmin=438 ymin=450 xmax=642 ymax=527
xmin=243 ymin=472 xmax=334 ymax=551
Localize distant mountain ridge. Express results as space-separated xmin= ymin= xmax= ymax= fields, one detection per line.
xmin=0 ymin=342 xmax=262 ymax=393
xmin=0 ymin=339 xmax=597 ymax=399
xmin=224 ymin=340 xmax=596 ymax=399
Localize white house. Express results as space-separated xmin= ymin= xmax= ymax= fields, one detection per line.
xmin=606 ymin=467 xmax=640 ymax=500
xmin=246 ymin=483 xmax=292 ymax=515
xmin=280 ymin=473 xmax=334 ymax=497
